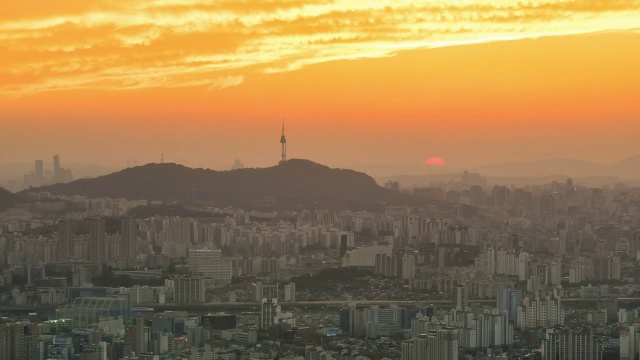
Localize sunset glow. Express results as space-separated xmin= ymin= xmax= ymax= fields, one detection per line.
xmin=1 ymin=1 xmax=639 ymax=170
xmin=426 ymin=158 xmax=446 ymax=166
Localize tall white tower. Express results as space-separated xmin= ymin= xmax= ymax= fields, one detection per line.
xmin=279 ymin=120 xmax=287 ymax=164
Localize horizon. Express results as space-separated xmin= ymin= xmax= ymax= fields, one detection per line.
xmin=2 ymin=153 xmax=640 ymax=193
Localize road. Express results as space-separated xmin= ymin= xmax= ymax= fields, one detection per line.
xmin=1 ymin=297 xmax=637 ymax=315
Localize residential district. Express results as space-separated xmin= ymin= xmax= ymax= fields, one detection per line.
xmin=1 ymin=168 xmax=640 ymax=360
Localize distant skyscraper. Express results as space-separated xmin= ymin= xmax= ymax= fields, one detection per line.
xmin=58 ymin=219 xmax=75 ymax=260
xmin=88 ymin=217 xmax=105 ymax=262
xmin=541 ymin=194 xmax=556 ymax=218
xmin=279 ymin=120 xmax=287 ymax=164
xmin=53 ymin=154 xmax=61 ymax=182
xmin=34 ymin=160 xmax=44 ymax=184
xmin=121 ymin=218 xmax=138 ymax=259
xmin=452 ymin=285 xmax=468 ymax=310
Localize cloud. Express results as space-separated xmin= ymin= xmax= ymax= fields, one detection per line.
xmin=209 ymin=76 xmax=244 ymax=90
xmin=0 ymin=0 xmax=639 ymax=96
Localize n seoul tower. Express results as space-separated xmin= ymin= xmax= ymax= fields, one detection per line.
xmin=279 ymin=120 xmax=287 ymax=165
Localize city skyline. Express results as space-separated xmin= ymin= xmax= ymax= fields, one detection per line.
xmin=0 ymin=1 xmax=639 ymax=171
xmin=2 ymin=3 xmax=639 ymax=357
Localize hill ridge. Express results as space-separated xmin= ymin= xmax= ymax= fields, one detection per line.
xmin=25 ymin=159 xmax=418 ymax=210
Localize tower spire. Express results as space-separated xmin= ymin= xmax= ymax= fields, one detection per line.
xmin=279 ymin=119 xmax=287 ymax=164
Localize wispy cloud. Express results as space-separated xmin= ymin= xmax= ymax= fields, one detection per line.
xmin=210 ymin=76 xmax=244 ymax=90
xmin=0 ymin=0 xmax=639 ymax=96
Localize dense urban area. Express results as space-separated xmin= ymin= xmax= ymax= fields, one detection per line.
xmin=1 ymin=156 xmax=639 ymax=360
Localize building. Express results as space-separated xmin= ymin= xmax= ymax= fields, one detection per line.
xmin=0 ymin=321 xmax=40 ymax=360
xmin=254 ymin=282 xmax=278 ymax=302
xmin=88 ymin=217 xmax=106 ymax=263
xmin=517 ymin=288 xmax=564 ymax=329
xmin=452 ymin=285 xmax=468 ymax=310
xmin=120 ymin=218 xmax=138 ymax=259
xmin=340 ymin=303 xmax=365 ymax=337
xmin=53 ymin=154 xmax=61 ymax=182
xmin=57 ymin=297 xmax=131 ymax=328
xmin=127 ymin=286 xmax=156 ymax=305
xmin=284 ymin=282 xmax=296 ymax=302
xmin=187 ymin=249 xmax=232 ymax=287
xmin=497 ymin=287 xmax=514 ymax=320
xmin=201 ymin=313 xmax=237 ymax=330
xmin=401 ymin=328 xmax=459 ymax=360
xmin=58 ymin=219 xmax=75 ymax=260
xmin=620 ymin=325 xmax=637 ymax=360
xmin=133 ymin=318 xmax=153 ymax=355
xmin=174 ymin=276 xmax=205 ymax=303
xmin=541 ymin=326 xmax=602 ymax=360
xmin=52 ymin=154 xmax=73 ymax=183
xmin=342 ymin=242 xmax=394 ymax=269
xmin=34 ymin=160 xmax=44 ymax=184
xmin=364 ymin=305 xmax=403 ymax=338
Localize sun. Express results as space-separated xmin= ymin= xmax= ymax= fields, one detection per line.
xmin=426 ymin=157 xmax=446 ymax=166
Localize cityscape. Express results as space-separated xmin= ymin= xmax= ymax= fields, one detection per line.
xmin=1 ymin=1 xmax=640 ymax=360
xmin=1 ymin=125 xmax=640 ymax=360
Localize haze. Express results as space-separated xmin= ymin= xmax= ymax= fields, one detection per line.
xmin=1 ymin=1 xmax=639 ymax=174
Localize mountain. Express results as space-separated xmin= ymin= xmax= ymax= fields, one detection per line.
xmin=26 ymin=159 xmax=422 ymax=210
xmin=0 ymin=188 xmax=16 ymax=211
xmin=613 ymin=154 xmax=640 ymax=179
xmin=472 ymin=158 xmax=610 ymax=178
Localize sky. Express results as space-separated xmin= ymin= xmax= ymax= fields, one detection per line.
xmin=1 ymin=0 xmax=639 ymax=175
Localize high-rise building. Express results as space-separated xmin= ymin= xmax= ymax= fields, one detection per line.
xmin=58 ymin=219 xmax=75 ymax=260
xmin=340 ymin=303 xmax=364 ymax=337
xmin=187 ymin=249 xmax=231 ymax=286
xmin=541 ymin=326 xmax=602 ymax=360
xmin=34 ymin=160 xmax=44 ymax=184
xmin=339 ymin=234 xmax=349 ymax=258
xmin=88 ymin=217 xmax=106 ymax=263
xmin=401 ymin=328 xmax=459 ymax=360
xmin=120 ymin=218 xmax=138 ymax=259
xmin=174 ymin=276 xmax=205 ymax=303
xmin=284 ymin=282 xmax=296 ymax=302
xmin=452 ymin=285 xmax=468 ymax=310
xmin=620 ymin=325 xmax=637 ymax=360
xmin=254 ymin=282 xmax=278 ymax=302
xmin=0 ymin=322 xmax=40 ymax=360
xmin=541 ymin=194 xmax=556 ymax=218
xmin=497 ymin=287 xmax=514 ymax=320
xmin=436 ymin=328 xmax=460 ymax=360
xmin=550 ymin=259 xmax=562 ymax=285
xmin=517 ymin=287 xmax=564 ymax=329
xmin=53 ymin=154 xmax=61 ymax=182
xmin=133 ymin=318 xmax=153 ymax=355
xmin=50 ymin=154 xmax=73 ymax=183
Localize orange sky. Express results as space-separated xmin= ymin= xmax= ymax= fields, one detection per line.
xmin=1 ymin=0 xmax=639 ymax=174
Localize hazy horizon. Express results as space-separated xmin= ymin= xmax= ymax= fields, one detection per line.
xmin=2 ymin=150 xmax=640 ymax=186
xmin=1 ymin=136 xmax=639 ymax=177
xmin=1 ymin=1 xmax=639 ymax=180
